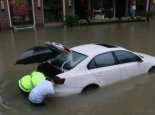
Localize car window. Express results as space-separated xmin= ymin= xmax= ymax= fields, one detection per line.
xmin=51 ymin=51 xmax=87 ymax=70
xmin=115 ymin=51 xmax=141 ymax=64
xmin=88 ymin=59 xmax=96 ymax=69
xmin=88 ymin=52 xmax=115 ymax=69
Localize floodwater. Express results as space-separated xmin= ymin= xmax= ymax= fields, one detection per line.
xmin=0 ymin=21 xmax=155 ymax=115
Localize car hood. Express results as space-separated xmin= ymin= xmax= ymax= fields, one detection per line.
xmin=134 ymin=52 xmax=155 ymax=61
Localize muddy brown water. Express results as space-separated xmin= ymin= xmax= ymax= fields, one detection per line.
xmin=0 ymin=21 xmax=155 ymax=115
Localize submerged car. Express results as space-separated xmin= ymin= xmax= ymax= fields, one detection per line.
xmin=37 ymin=43 xmax=155 ymax=97
xmin=16 ymin=42 xmax=155 ymax=97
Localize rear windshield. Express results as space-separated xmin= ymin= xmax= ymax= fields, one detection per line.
xmin=51 ymin=51 xmax=87 ymax=70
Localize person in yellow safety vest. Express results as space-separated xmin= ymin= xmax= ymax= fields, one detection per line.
xmin=18 ymin=71 xmax=46 ymax=97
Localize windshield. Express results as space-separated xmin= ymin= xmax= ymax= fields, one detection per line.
xmin=51 ymin=51 xmax=87 ymax=70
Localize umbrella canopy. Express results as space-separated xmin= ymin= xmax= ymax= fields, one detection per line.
xmin=16 ymin=46 xmax=60 ymax=65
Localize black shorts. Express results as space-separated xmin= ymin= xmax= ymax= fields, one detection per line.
xmin=29 ymin=100 xmax=45 ymax=106
xmin=18 ymin=87 xmax=29 ymax=97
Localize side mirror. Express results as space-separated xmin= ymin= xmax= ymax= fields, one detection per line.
xmin=137 ymin=57 xmax=143 ymax=62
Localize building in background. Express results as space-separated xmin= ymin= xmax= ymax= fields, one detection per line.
xmin=0 ymin=0 xmax=153 ymax=30
xmin=74 ymin=0 xmax=148 ymax=19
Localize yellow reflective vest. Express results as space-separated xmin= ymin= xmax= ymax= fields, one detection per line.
xmin=18 ymin=71 xmax=46 ymax=93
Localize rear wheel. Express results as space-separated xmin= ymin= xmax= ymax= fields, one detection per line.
xmin=148 ymin=67 xmax=155 ymax=74
xmin=81 ymin=84 xmax=99 ymax=94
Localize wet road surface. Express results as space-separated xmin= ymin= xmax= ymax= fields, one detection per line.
xmin=0 ymin=21 xmax=155 ymax=115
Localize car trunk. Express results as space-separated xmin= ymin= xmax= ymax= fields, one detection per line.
xmin=16 ymin=42 xmax=69 ymax=65
xmin=37 ymin=62 xmax=63 ymax=78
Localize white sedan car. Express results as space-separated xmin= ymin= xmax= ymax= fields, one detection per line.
xmin=37 ymin=44 xmax=155 ymax=97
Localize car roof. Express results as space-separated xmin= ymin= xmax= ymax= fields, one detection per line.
xmin=71 ymin=44 xmax=127 ymax=56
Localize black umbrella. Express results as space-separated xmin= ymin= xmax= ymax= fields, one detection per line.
xmin=16 ymin=46 xmax=60 ymax=65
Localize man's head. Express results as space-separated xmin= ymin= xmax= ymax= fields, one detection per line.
xmin=53 ymin=76 xmax=65 ymax=84
xmin=53 ymin=77 xmax=60 ymax=84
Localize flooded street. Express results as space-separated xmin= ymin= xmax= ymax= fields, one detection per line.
xmin=1 ymin=21 xmax=155 ymax=115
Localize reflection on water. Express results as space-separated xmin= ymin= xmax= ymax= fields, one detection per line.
xmin=0 ymin=21 xmax=155 ymax=115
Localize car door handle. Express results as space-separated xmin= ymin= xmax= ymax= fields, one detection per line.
xmin=121 ymin=68 xmax=126 ymax=71
xmin=97 ymin=73 xmax=103 ymax=76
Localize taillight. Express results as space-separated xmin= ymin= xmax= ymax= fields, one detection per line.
xmin=53 ymin=76 xmax=65 ymax=85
